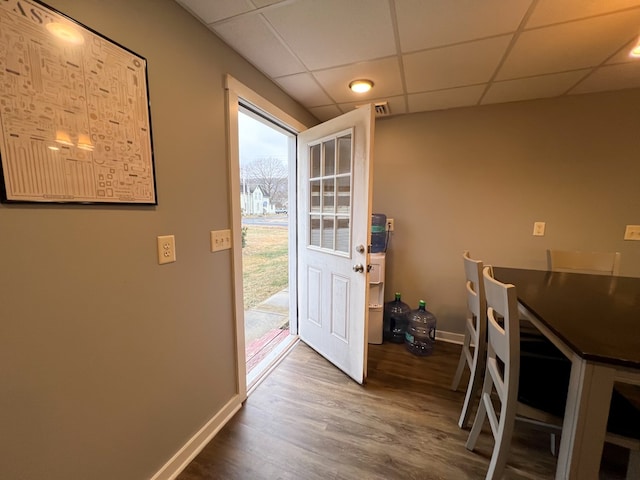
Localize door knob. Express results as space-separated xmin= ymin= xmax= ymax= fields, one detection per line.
xmin=353 ymin=264 xmax=364 ymax=273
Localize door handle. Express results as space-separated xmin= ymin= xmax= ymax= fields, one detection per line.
xmin=353 ymin=264 xmax=364 ymax=273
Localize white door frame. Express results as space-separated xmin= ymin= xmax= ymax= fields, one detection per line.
xmin=225 ymin=75 xmax=309 ymax=400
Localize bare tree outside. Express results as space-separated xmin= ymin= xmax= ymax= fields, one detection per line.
xmin=245 ymin=156 xmax=288 ymax=209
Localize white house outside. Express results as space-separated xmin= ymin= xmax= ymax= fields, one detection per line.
xmin=240 ymin=184 xmax=276 ymax=215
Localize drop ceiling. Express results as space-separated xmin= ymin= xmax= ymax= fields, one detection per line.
xmin=176 ymin=0 xmax=640 ymax=121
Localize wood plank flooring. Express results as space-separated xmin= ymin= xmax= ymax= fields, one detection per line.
xmin=178 ymin=341 xmax=628 ymax=479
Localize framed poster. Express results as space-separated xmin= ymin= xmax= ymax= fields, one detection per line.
xmin=0 ymin=0 xmax=156 ymax=204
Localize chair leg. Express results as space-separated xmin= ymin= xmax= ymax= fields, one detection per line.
xmin=550 ymin=433 xmax=559 ymax=457
xmin=627 ymin=449 xmax=640 ymax=480
xmin=466 ymin=373 xmax=493 ymax=451
xmin=451 ymin=332 xmax=471 ymax=391
xmin=465 ymin=393 xmax=486 ymax=452
xmin=486 ymin=402 xmax=517 ymax=480
xmin=458 ymin=342 xmax=485 ymax=429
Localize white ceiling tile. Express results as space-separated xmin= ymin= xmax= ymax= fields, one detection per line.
xmin=313 ymin=57 xmax=403 ymax=104
xmin=404 ymin=35 xmax=512 ymax=92
xmin=570 ymin=62 xmax=640 ymax=94
xmin=177 ymin=0 xmax=640 ymax=120
xmin=308 ymin=105 xmax=343 ymax=122
xmin=274 ymin=73 xmax=333 ymax=107
xmin=482 ymin=70 xmax=590 ymax=105
xmin=263 ymin=0 xmax=396 ymax=70
xmin=396 ymin=0 xmax=532 ymax=52
xmin=251 ymin=0 xmax=288 ymax=7
xmin=339 ymin=96 xmax=408 ymax=117
xmin=527 ymin=0 xmax=640 ymax=28
xmin=498 ymin=9 xmax=640 ymax=80
xmin=213 ymin=15 xmax=305 ymax=78
xmin=177 ymin=0 xmax=253 ymax=24
xmin=408 ymin=85 xmax=485 ymax=112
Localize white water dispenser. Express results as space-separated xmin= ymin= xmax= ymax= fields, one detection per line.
xmin=368 ymin=252 xmax=386 ymax=344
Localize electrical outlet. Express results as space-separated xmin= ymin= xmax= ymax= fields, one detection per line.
xmin=386 ymin=218 xmax=394 ymax=232
xmin=157 ymin=235 xmax=176 ymax=264
xmin=211 ymin=229 xmax=232 ymax=252
xmin=533 ymin=222 xmax=545 ymax=236
xmin=624 ymin=225 xmax=640 ymax=241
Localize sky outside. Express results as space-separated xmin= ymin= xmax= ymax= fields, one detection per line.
xmin=238 ymin=111 xmax=289 ymax=168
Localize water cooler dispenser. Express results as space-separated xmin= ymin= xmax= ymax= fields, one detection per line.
xmin=368 ymin=252 xmax=385 ymax=344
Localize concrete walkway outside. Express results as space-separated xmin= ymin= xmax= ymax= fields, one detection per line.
xmin=244 ymin=288 xmax=289 ymax=345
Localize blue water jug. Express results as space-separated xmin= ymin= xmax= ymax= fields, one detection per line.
xmin=371 ymin=213 xmax=387 ymax=253
xmin=405 ymin=300 xmax=437 ymax=356
xmin=383 ymin=292 xmax=410 ymax=343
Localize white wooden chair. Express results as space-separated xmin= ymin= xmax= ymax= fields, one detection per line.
xmin=466 ymin=267 xmax=640 ymax=480
xmin=548 ymin=249 xmax=621 ymax=276
xmin=452 ymin=252 xmax=562 ymax=431
xmin=451 ymin=251 xmax=487 ymax=428
xmin=465 ymin=266 xmax=565 ymax=479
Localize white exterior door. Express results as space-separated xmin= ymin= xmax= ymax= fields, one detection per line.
xmin=297 ymin=105 xmax=374 ymax=384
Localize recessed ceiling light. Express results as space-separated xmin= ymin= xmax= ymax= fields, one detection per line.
xmin=630 ymin=40 xmax=640 ymax=58
xmin=349 ymin=79 xmax=374 ymax=93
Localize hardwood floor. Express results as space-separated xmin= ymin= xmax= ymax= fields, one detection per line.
xmin=178 ymin=341 xmax=628 ymax=479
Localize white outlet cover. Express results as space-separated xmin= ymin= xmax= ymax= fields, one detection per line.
xmin=157 ymin=235 xmax=176 ymax=264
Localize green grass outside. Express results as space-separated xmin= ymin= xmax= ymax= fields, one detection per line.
xmin=242 ymin=225 xmax=289 ymax=310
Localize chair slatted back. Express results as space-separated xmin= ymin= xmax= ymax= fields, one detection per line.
xmin=463 ymin=250 xmax=486 ymax=333
xmin=483 ymin=266 xmax=520 ymax=402
xmin=548 ymin=249 xmax=621 ymax=276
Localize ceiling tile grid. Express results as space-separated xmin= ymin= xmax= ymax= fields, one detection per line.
xmin=176 ymin=0 xmax=640 ymax=121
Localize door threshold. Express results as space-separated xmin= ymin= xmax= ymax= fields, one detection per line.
xmin=247 ymin=334 xmax=299 ymax=395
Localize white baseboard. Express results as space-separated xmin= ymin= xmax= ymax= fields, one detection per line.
xmin=436 ymin=330 xmax=465 ymax=345
xmin=151 ymin=396 xmax=242 ymax=480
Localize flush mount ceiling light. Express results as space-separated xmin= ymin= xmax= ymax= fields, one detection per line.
xmin=349 ymin=79 xmax=374 ymax=93
xmin=630 ymin=38 xmax=640 ymax=58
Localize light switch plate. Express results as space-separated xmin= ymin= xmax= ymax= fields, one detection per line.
xmin=533 ymin=222 xmax=545 ymax=236
xmin=157 ymin=235 xmax=176 ymax=264
xmin=211 ymin=229 xmax=232 ymax=252
xmin=624 ymin=225 xmax=640 ymax=241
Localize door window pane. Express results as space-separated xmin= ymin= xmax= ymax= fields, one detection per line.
xmin=322 ymin=178 xmax=335 ymax=213
xmin=322 ymin=217 xmax=334 ymax=250
xmin=310 ymin=215 xmax=321 ymax=247
xmin=336 ymin=176 xmax=350 ymax=214
xmin=311 ymin=144 xmax=321 ymax=178
xmin=337 ymin=134 xmax=351 ymax=174
xmin=323 ymin=139 xmax=335 ymax=176
xmin=310 ymin=180 xmax=321 ymax=212
xmin=336 ymin=218 xmax=350 ymax=252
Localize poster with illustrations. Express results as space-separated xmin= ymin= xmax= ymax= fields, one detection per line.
xmin=0 ymin=0 xmax=156 ymax=204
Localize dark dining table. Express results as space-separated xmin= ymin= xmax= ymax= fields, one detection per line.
xmin=493 ymin=267 xmax=640 ymax=480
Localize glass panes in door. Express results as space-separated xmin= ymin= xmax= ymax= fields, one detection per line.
xmin=307 ymin=131 xmax=352 ymax=254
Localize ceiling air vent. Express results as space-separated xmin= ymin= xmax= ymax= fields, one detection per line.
xmin=374 ymin=102 xmax=390 ymax=116
xmin=355 ymin=102 xmax=390 ymax=117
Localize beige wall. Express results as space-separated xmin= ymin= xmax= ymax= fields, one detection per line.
xmin=0 ymin=1 xmax=315 ymax=479
xmin=373 ymin=89 xmax=640 ymax=335
xmin=3 ymin=2 xmax=640 ymax=477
